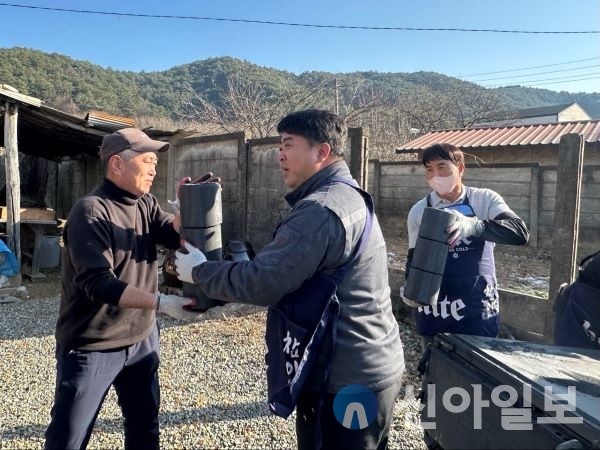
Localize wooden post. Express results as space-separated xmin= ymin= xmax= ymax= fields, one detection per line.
xmin=4 ymin=100 xmax=21 ymax=262
xmin=528 ymin=165 xmax=539 ymax=248
xmin=371 ymin=159 xmax=381 ymax=210
xmin=544 ymin=133 xmax=584 ymax=343
xmin=348 ymin=127 xmax=367 ymax=188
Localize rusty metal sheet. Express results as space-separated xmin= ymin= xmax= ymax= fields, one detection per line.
xmin=398 ymin=120 xmax=600 ymax=151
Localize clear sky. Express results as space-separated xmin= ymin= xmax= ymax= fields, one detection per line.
xmin=1 ymin=0 xmax=599 ymax=93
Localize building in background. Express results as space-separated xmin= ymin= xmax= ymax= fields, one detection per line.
xmin=474 ymin=102 xmax=591 ymax=127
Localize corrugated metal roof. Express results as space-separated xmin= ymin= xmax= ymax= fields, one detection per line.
xmin=85 ymin=110 xmax=135 ymax=130
xmin=1 ymin=88 xmax=173 ymax=160
xmin=397 ymin=120 xmax=600 ymax=151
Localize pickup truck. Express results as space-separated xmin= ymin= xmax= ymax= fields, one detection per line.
xmin=420 ymin=334 xmax=600 ymax=449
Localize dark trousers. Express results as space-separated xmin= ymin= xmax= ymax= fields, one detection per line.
xmin=44 ymin=326 xmax=160 ymax=450
xmin=295 ymin=377 xmax=401 ymax=450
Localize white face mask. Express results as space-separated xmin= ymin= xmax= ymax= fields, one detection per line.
xmin=428 ymin=175 xmax=456 ymax=195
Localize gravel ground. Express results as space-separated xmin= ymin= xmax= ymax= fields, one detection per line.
xmin=1 ymin=218 xmax=558 ymax=449
xmin=0 ymin=294 xmax=426 ymax=449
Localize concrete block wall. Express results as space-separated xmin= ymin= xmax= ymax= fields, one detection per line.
xmin=369 ymin=160 xmax=600 ymax=249
xmin=245 ymin=137 xmax=288 ymax=251
xmin=161 ymin=129 xmax=365 ymax=253
xmin=166 ymin=132 xmax=247 ymax=246
xmin=539 ymin=165 xmax=600 ymax=246
xmin=55 ymin=139 xmax=599 ymax=252
xmin=56 ymin=159 xmax=89 ymax=218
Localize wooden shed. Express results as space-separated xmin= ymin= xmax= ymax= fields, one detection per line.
xmin=0 ymin=84 xmax=172 ymax=279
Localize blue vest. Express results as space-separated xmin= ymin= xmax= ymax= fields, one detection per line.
xmin=415 ymin=196 xmax=499 ymax=337
xmin=265 ymin=177 xmax=374 ymax=419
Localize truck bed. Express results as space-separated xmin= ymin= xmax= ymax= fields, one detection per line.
xmin=421 ymin=334 xmax=600 ymax=449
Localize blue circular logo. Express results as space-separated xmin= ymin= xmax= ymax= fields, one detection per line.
xmin=333 ymin=384 xmax=378 ymax=429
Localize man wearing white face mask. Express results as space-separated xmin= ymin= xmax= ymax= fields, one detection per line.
xmin=404 ymin=143 xmax=529 ymax=349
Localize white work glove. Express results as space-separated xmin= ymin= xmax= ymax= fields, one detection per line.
xmin=156 ymin=293 xmax=200 ymax=321
xmin=446 ymin=209 xmax=484 ymax=248
xmin=167 ymin=198 xmax=180 ymax=214
xmin=400 ymin=285 xmax=421 ymax=308
xmin=168 ymin=173 xmax=223 ymax=213
xmin=167 ymin=176 xmax=191 ymax=213
xmin=175 ymin=241 xmax=207 ymax=284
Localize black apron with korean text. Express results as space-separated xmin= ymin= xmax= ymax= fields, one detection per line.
xmin=415 ymin=195 xmax=499 ymax=337
xmin=265 ymin=177 xmax=373 ymax=419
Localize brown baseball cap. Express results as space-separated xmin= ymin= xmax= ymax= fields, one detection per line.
xmin=98 ymin=128 xmax=170 ymax=162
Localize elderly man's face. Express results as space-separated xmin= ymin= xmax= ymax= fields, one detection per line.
xmin=112 ymin=151 xmax=158 ymax=196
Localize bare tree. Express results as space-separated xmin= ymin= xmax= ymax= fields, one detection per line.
xmin=328 ymin=78 xmax=414 ymax=160
xmin=351 ymin=82 xmax=516 ymax=160
xmin=353 ymin=105 xmax=415 ymax=161
xmin=181 ymin=73 xmax=391 ymax=142
xmin=337 ymin=79 xmax=386 ymax=124
xmin=394 ymin=86 xmax=457 ymax=133
xmin=181 ymin=73 xmax=329 ymax=138
xmin=390 ymin=82 xmax=515 ymax=134
xmin=180 ymin=72 xmax=513 ymax=162
xmin=446 ymin=84 xmax=515 ymax=128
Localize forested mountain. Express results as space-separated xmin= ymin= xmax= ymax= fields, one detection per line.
xmin=2 ymin=47 xmax=598 ymax=119
xmin=1 ymin=47 xmax=599 ymax=158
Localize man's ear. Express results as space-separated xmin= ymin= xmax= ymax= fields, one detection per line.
xmin=108 ymin=155 xmax=124 ymax=175
xmin=317 ymin=142 xmax=332 ymax=162
xmin=457 ymin=162 xmax=465 ymax=177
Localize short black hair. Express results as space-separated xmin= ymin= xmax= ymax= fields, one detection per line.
xmin=277 ymin=109 xmax=347 ymax=157
xmin=422 ymin=143 xmax=464 ymax=167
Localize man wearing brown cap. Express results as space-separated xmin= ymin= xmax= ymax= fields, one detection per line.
xmin=45 ymin=128 xmax=205 ymax=449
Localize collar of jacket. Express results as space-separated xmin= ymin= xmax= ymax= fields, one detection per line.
xmin=102 ymin=178 xmax=143 ymax=205
xmin=285 ymin=159 xmax=351 ymax=207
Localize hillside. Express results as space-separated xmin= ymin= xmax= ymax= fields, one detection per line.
xmin=1 ymin=47 xmax=599 ymax=122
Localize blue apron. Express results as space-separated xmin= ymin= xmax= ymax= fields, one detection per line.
xmin=265 ymin=177 xmax=373 ymax=419
xmin=415 ymin=195 xmax=499 ymax=337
